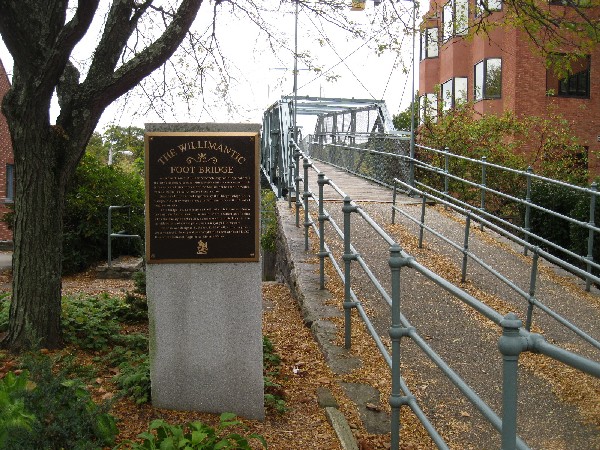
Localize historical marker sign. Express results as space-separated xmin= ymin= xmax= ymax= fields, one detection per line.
xmin=145 ymin=132 xmax=259 ymax=263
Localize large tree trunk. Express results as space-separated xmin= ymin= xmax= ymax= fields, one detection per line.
xmin=2 ymin=124 xmax=71 ymax=351
xmin=0 ymin=0 xmax=204 ymax=353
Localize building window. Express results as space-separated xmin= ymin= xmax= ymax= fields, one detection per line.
xmin=474 ymin=58 xmax=502 ymax=100
xmin=476 ymin=0 xmax=502 ymax=16
xmin=443 ymin=0 xmax=469 ymax=41
xmin=5 ymin=164 xmax=14 ymax=202
xmin=547 ymin=55 xmax=590 ymax=98
xmin=441 ymin=77 xmax=468 ymax=111
xmin=419 ymin=94 xmax=438 ymax=124
xmin=420 ymin=28 xmax=439 ymax=60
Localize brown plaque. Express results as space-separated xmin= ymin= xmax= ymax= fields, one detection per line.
xmin=145 ymin=132 xmax=259 ymax=263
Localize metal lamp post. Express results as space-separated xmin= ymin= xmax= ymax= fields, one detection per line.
xmin=408 ymin=0 xmax=417 ymax=191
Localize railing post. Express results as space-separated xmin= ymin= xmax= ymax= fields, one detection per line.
xmin=461 ymin=212 xmax=471 ymax=282
xmin=524 ymin=166 xmax=533 ymax=256
xmin=392 ymin=179 xmax=397 ymax=225
xmin=388 ymin=244 xmax=412 ymax=450
xmin=108 ymin=207 xmax=113 ymax=268
xmin=288 ymin=158 xmax=295 ymax=209
xmin=444 ymin=149 xmax=450 ymax=199
xmin=418 ymin=195 xmax=427 ymax=249
xmin=409 ymin=134 xmax=415 ymax=192
xmin=342 ymin=197 xmax=357 ymax=349
xmin=303 ymin=156 xmax=312 ymax=251
xmin=294 ymin=148 xmax=302 ymax=227
xmin=498 ymin=313 xmax=524 ymax=450
xmin=480 ymin=156 xmax=487 ymax=231
xmin=525 ymin=248 xmax=539 ymax=331
xmin=586 ymin=182 xmax=597 ymax=292
xmin=318 ymin=173 xmax=330 ymax=290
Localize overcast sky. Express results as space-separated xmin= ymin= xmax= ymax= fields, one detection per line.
xmin=0 ymin=1 xmax=421 ymax=134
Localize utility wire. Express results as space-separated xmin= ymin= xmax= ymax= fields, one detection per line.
xmin=295 ymin=12 xmax=384 ymax=98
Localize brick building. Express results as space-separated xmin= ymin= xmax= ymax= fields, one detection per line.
xmin=418 ymin=0 xmax=600 ymax=174
xmin=0 ymin=58 xmax=14 ymax=244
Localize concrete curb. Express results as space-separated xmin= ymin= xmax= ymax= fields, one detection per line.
xmin=325 ymin=407 xmax=360 ymax=450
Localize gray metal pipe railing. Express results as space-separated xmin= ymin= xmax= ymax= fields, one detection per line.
xmin=309 ymin=135 xmax=600 ymax=293
xmin=392 ymin=179 xmax=600 ymax=352
xmin=107 ymin=205 xmax=141 ymax=268
xmin=287 ymin=142 xmax=600 ymax=450
xmin=292 ymin=146 xmax=450 ymax=447
xmin=292 ymin=148 xmax=510 ymax=448
xmin=416 ymin=180 xmax=600 ymax=280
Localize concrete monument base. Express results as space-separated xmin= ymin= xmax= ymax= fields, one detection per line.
xmin=147 ymin=262 xmax=264 ymax=420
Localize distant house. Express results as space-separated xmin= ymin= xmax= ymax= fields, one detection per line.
xmin=419 ymin=0 xmax=600 ymax=174
xmin=0 ymin=58 xmax=14 ymax=244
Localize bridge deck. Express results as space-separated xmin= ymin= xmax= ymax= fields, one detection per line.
xmin=281 ymin=160 xmax=600 ymax=449
xmin=312 ymin=161 xmax=413 ymax=203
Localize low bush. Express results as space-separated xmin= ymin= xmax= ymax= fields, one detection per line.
xmin=0 ymin=370 xmax=36 ymax=448
xmin=62 ymin=294 xmax=123 ymax=351
xmin=132 ymin=270 xmax=146 ymax=296
xmin=1 ymin=354 xmax=117 ymax=450
xmin=263 ymin=336 xmax=286 ymax=414
xmin=121 ymin=413 xmax=266 ymax=450
xmin=528 ymin=179 xmax=600 ymax=277
xmin=112 ymin=353 xmax=151 ymax=405
xmin=62 ymin=293 xmax=148 ymax=351
xmin=260 ymin=190 xmax=277 ymax=253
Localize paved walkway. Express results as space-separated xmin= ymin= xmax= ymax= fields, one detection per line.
xmin=0 ymin=252 xmax=11 ymax=271
xmin=278 ymin=161 xmax=600 ymax=449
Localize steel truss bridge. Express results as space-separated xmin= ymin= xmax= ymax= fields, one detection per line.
xmin=261 ymin=95 xmax=409 ymax=197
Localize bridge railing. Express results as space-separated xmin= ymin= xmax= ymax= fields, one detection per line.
xmin=289 ymin=140 xmax=600 ymax=450
xmin=391 ymin=179 xmax=600 ymax=351
xmin=307 ymin=132 xmax=410 ymax=188
xmin=307 ymin=136 xmax=600 ymax=293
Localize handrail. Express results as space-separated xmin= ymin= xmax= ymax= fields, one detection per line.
xmin=107 ymin=205 xmax=141 ymax=268
xmin=283 ymin=141 xmax=600 ymax=450
xmin=308 ymin=134 xmax=600 ymax=293
xmin=391 ymin=179 xmax=600 ymax=351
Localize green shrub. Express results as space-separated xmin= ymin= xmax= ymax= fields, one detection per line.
xmin=528 ymin=180 xmax=583 ymax=253
xmin=62 ymin=294 xmax=123 ymax=351
xmin=568 ymin=189 xmax=600 ymax=266
xmin=0 ymin=370 xmax=36 ymax=447
xmin=62 ymin=293 xmax=148 ymax=351
xmin=2 ymin=354 xmax=117 ymax=450
xmin=0 ymin=292 xmax=10 ymax=333
xmin=63 ymin=153 xmax=145 ymax=274
xmin=132 ymin=270 xmax=146 ymax=296
xmin=260 ymin=190 xmax=277 ymax=253
xmin=118 ymin=292 xmax=148 ymax=324
xmin=527 ymin=179 xmax=600 ymax=279
xmin=108 ymin=334 xmax=149 ymax=363
xmin=113 ymin=353 xmax=151 ymax=405
xmin=121 ymin=413 xmax=266 ymax=449
xmin=263 ymin=336 xmax=286 ymax=414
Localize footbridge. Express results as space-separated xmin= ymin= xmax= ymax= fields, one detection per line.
xmin=260 ymin=97 xmax=600 ymax=449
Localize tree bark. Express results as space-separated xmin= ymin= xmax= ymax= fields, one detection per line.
xmin=4 ymin=127 xmax=67 ymax=350
xmin=0 ymin=0 xmax=204 ymax=352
